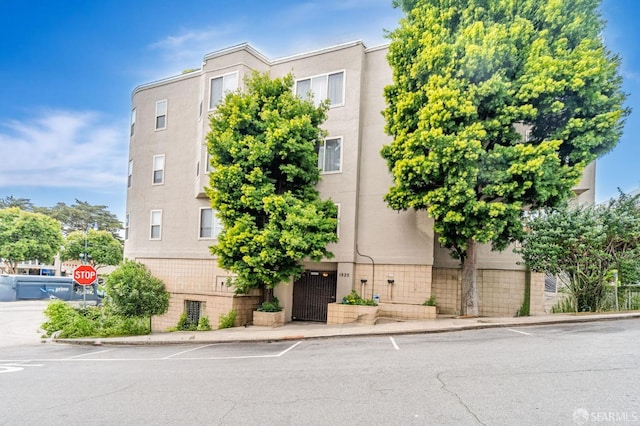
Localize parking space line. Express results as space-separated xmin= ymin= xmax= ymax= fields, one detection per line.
xmin=163 ymin=344 xmax=216 ymax=359
xmin=506 ymin=328 xmax=533 ymax=336
xmin=389 ymin=337 xmax=400 ymax=350
xmin=65 ymin=349 xmax=114 ymax=359
xmin=276 ymin=341 xmax=302 ymax=356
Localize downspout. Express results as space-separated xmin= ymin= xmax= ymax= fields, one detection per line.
xmin=356 ymin=245 xmax=375 ymax=300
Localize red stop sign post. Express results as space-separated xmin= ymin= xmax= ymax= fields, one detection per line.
xmin=74 ymin=265 xmax=97 ymax=285
xmin=74 ymin=265 xmax=97 ymax=308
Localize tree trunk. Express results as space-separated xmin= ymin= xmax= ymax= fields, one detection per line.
xmin=460 ymin=238 xmax=479 ymax=316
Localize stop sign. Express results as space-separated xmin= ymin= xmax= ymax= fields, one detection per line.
xmin=74 ymin=265 xmax=97 ymax=286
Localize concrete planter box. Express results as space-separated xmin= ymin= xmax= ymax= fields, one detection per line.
xmin=378 ymin=303 xmax=436 ymax=320
xmin=252 ymin=310 xmax=285 ymax=327
xmin=327 ymin=303 xmax=379 ymax=325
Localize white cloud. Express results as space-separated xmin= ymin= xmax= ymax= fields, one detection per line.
xmin=0 ymin=110 xmax=128 ymax=190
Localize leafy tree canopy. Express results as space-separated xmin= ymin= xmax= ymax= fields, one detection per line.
xmin=36 ymin=199 xmax=123 ymax=238
xmin=105 ymin=259 xmax=170 ymax=318
xmin=519 ymin=192 xmax=640 ymax=311
xmin=0 ymin=196 xmax=35 ymax=211
xmin=207 ymin=72 xmax=338 ymax=294
xmin=0 ymin=207 xmax=63 ymax=273
xmin=60 ymin=229 xmax=123 ymax=269
xmin=382 ymin=0 xmax=628 ymax=315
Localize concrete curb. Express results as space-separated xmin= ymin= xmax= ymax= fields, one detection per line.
xmin=52 ymin=312 xmax=640 ymax=346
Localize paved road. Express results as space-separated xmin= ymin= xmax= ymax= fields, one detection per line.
xmin=1 ymin=319 xmax=639 ymax=425
xmin=0 ymin=301 xmax=47 ymax=347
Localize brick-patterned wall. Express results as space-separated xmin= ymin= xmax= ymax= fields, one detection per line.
xmin=353 ymin=263 xmax=432 ymax=304
xmin=432 ymin=268 xmax=545 ymax=317
xmin=151 ymin=293 xmax=261 ymax=332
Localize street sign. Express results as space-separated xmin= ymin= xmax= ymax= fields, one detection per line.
xmin=74 ymin=265 xmax=97 ymax=286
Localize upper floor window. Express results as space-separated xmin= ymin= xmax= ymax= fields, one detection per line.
xmin=130 ymin=108 xmax=136 ymax=137
xmin=334 ymin=203 xmax=341 ymax=239
xmin=209 ymin=72 xmax=239 ymax=109
xmin=124 ymin=213 xmax=130 ymax=240
xmin=150 ymin=210 xmax=162 ymax=240
xmin=152 ymin=154 xmax=165 ymax=185
xmin=155 ymin=99 xmax=167 ymax=130
xmin=127 ymin=160 xmax=133 ymax=189
xmin=199 ymin=208 xmax=223 ymax=239
xmin=318 ymin=137 xmax=342 ymax=173
xmin=296 ymin=71 xmax=344 ymax=107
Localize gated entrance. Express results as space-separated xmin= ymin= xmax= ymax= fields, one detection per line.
xmin=292 ymin=271 xmax=337 ymax=322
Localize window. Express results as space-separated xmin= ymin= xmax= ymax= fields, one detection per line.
xmin=335 ymin=203 xmax=341 ymax=239
xmin=152 ymin=154 xmax=165 ymax=185
xmin=127 ymin=160 xmax=133 ymax=188
xmin=124 ymin=213 xmax=130 ymax=240
xmin=150 ymin=210 xmax=162 ymax=240
xmin=296 ymin=71 xmax=344 ymax=107
xmin=318 ymin=137 xmax=342 ymax=173
xmin=199 ymin=208 xmax=223 ymax=239
xmin=130 ymin=108 xmax=136 ymax=137
xmin=209 ymin=72 xmax=239 ymax=109
xmin=155 ymin=100 xmax=167 ymax=130
xmin=206 ymin=152 xmax=213 ymax=172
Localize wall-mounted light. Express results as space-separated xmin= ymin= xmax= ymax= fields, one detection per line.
xmin=322 ymin=272 xmax=329 ymax=278
xmin=360 ymin=277 xmax=368 ymax=284
xmin=387 ymin=274 xmax=395 ymax=285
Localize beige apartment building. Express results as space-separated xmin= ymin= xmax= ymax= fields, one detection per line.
xmin=125 ymin=41 xmax=595 ymax=330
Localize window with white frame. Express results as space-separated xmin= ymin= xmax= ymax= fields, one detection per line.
xmin=130 ymin=108 xmax=136 ymax=137
xmin=152 ymin=154 xmax=165 ymax=185
xmin=125 ymin=213 xmax=130 ymax=240
xmin=296 ymin=71 xmax=344 ymax=107
xmin=318 ymin=137 xmax=342 ymax=173
xmin=206 ymin=152 xmax=213 ymax=172
xmin=155 ymin=99 xmax=167 ymax=130
xmin=199 ymin=207 xmax=223 ymax=239
xmin=209 ymin=72 xmax=239 ymax=109
xmin=150 ymin=210 xmax=162 ymax=240
xmin=127 ymin=160 xmax=133 ymax=188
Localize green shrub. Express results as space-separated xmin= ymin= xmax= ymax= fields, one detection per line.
xmin=257 ymin=297 xmax=282 ymax=312
xmin=342 ymin=290 xmax=377 ymax=306
xmin=41 ymin=300 xmax=150 ymax=338
xmin=197 ymin=316 xmax=212 ymax=331
xmin=218 ymin=309 xmax=237 ymax=329
xmin=422 ymin=295 xmax=437 ymax=306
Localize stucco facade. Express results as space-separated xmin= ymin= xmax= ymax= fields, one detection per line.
xmin=125 ymin=41 xmax=594 ymax=330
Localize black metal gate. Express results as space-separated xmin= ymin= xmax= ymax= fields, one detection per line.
xmin=292 ymin=271 xmax=337 ymax=322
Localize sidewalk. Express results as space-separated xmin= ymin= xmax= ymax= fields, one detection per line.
xmin=54 ymin=311 xmax=640 ymax=346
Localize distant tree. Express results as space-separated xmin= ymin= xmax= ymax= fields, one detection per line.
xmin=381 ymin=0 xmax=628 ymax=315
xmin=60 ymin=229 xmax=123 ymax=269
xmin=105 ymin=260 xmax=170 ymax=318
xmin=207 ymin=72 xmax=338 ymax=296
xmin=39 ymin=199 xmax=122 ymax=238
xmin=0 ymin=208 xmax=63 ymax=273
xmin=0 ymin=196 xmax=34 ymax=211
xmin=519 ymin=192 xmax=640 ymax=312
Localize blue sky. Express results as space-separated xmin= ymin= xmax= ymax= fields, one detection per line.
xmin=0 ymin=0 xmax=638 ymax=221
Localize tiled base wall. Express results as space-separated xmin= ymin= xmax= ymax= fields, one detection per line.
xmin=151 ymin=292 xmax=261 ymax=332
xmin=378 ymin=303 xmax=436 ymax=320
xmin=353 ymin=264 xmax=432 ymax=305
xmin=432 ymin=268 xmax=545 ymax=317
xmin=137 ymin=258 xmax=261 ymax=332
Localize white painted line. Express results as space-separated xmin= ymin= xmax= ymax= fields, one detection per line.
xmin=163 ymin=344 xmax=215 ymax=359
xmin=390 ymin=337 xmax=400 ymax=350
xmin=65 ymin=349 xmax=114 ymax=359
xmin=506 ymin=328 xmax=533 ymax=336
xmin=276 ymin=341 xmax=302 ymax=357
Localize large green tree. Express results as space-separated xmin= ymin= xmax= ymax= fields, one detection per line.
xmin=60 ymin=229 xmax=123 ymax=269
xmin=0 ymin=196 xmax=34 ymax=211
xmin=206 ymin=72 xmax=338 ymax=295
xmin=0 ymin=208 xmax=63 ymax=273
xmin=36 ymin=199 xmax=123 ymax=238
xmin=382 ymin=0 xmax=628 ymax=315
xmin=519 ymin=192 xmax=640 ymax=311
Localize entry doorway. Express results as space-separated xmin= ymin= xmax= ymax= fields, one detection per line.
xmin=292 ymin=271 xmax=337 ymax=322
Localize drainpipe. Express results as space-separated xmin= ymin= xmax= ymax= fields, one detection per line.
xmin=356 ymin=245 xmax=375 ymax=300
